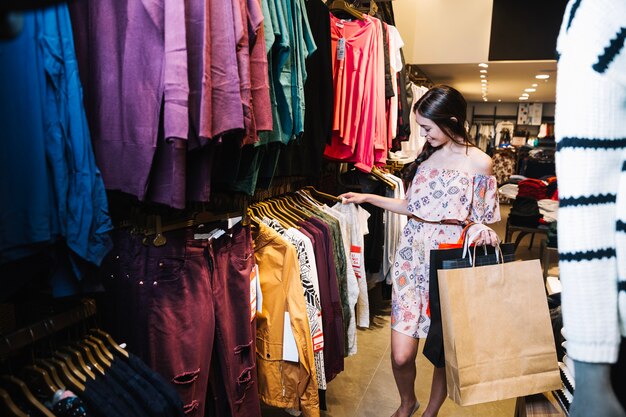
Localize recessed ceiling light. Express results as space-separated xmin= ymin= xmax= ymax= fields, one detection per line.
xmin=525 ymin=88 xmax=536 ymax=92
xmin=532 ymin=83 xmax=538 ymax=87
xmin=483 ymin=98 xmax=488 ymax=101
xmin=535 ymin=74 xmax=550 ymax=79
xmin=480 ymin=75 xmax=486 ymax=78
xmin=519 ymin=96 xmax=528 ymax=100
xmin=481 ymin=79 xmax=487 ymax=83
xmin=479 ymin=63 xmax=489 ymax=68
xmin=480 ymin=69 xmax=487 ymax=73
xmin=498 ymin=99 xmax=502 ymax=102
xmin=522 ymin=93 xmax=529 ymax=97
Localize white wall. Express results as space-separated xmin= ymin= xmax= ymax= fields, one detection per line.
xmin=394 ymin=0 xmax=493 ymax=64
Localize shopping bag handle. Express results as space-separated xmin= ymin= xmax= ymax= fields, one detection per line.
xmin=463 ymin=225 xmax=502 ymax=266
xmin=462 ymin=226 xmax=489 ymax=264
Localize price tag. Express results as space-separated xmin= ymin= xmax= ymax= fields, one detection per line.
xmin=337 ymin=38 xmax=346 ymax=61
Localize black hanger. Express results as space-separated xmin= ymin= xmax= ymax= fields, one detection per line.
xmin=328 ymin=0 xmax=364 ymax=20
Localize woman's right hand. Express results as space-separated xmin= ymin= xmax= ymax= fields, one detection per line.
xmin=338 ymin=192 xmax=368 ymax=205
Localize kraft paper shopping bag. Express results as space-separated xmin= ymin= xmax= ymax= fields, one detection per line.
xmin=438 ymin=258 xmax=561 ymax=406
xmin=425 ymin=243 xmax=516 ymax=368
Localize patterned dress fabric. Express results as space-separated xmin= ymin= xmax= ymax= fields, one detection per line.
xmin=390 ymin=167 xmax=500 ymax=338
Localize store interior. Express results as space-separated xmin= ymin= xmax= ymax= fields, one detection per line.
xmin=0 ymin=0 xmax=578 ymax=416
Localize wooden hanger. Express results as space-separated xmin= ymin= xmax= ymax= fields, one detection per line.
xmin=52 ymin=352 xmax=88 ymax=383
xmin=0 ymin=375 xmax=55 ymax=417
xmin=301 ymin=186 xmax=343 ymax=204
xmin=371 ymin=166 xmax=396 ymax=189
xmin=47 ymin=358 xmax=85 ymax=393
xmin=78 ymin=339 xmax=111 ymax=369
xmin=353 ymin=0 xmax=378 ymax=15
xmin=328 ymin=0 xmax=364 ymax=20
xmin=21 ymin=365 xmax=58 ymax=396
xmin=89 ymin=329 xmax=129 ymax=359
xmin=278 ymin=196 xmax=310 ymax=220
xmin=33 ymin=360 xmax=64 ymax=391
xmin=84 ymin=335 xmax=114 ymax=362
xmin=58 ymin=346 xmax=97 ymax=379
xmin=267 ymin=200 xmax=296 ymax=229
xmin=0 ymin=387 xmax=27 ymax=417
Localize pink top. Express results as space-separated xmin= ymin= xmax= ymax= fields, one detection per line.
xmin=324 ymin=14 xmax=387 ymax=172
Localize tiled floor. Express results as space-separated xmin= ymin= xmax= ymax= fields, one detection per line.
xmin=262 ymin=204 xmax=557 ymax=417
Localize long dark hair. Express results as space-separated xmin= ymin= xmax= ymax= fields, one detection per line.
xmin=401 ymin=85 xmax=474 ymax=182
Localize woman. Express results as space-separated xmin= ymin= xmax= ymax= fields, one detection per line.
xmin=340 ymin=85 xmax=500 ymax=417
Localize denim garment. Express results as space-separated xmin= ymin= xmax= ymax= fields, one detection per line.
xmin=101 ymin=224 xmax=260 ymax=417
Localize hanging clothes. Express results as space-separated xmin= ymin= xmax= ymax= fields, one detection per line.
xmin=0 ymin=4 xmax=112 ymax=297
xmin=386 ymin=24 xmax=404 ymax=148
xmin=331 ymin=202 xmax=371 ymax=328
xmin=100 ymin=223 xmax=261 ymax=417
xmin=323 ymin=14 xmax=387 ymax=172
xmin=407 ymin=83 xmax=429 ymax=158
xmin=253 ymin=223 xmax=320 ymax=417
xmin=261 ymin=218 xmax=328 ymax=391
xmin=275 ymin=0 xmax=334 ymax=178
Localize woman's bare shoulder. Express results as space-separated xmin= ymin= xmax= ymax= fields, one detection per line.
xmin=467 ymin=147 xmax=494 ymax=176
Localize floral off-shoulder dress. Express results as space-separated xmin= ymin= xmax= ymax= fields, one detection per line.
xmin=390 ymin=167 xmax=501 ymax=338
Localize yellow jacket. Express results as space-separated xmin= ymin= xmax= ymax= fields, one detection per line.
xmin=253 ymin=223 xmax=320 ymax=417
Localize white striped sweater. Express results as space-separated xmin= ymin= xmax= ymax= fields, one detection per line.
xmin=555 ymin=0 xmax=626 ymax=364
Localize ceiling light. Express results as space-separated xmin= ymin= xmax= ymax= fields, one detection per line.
xmin=535 ymin=74 xmax=550 ymax=79
xmin=532 ymin=83 xmax=538 ymax=87
xmin=498 ymin=99 xmax=502 ymax=102
xmin=525 ymin=88 xmax=536 ymax=92
xmin=480 ymin=69 xmax=487 ymax=73
xmin=478 ymin=63 xmax=489 ymax=68
xmin=519 ymin=96 xmax=528 ymax=100
xmin=481 ymin=79 xmax=487 ymax=83
xmin=480 ymin=75 xmax=486 ymax=78
xmin=522 ymin=93 xmax=529 ymax=97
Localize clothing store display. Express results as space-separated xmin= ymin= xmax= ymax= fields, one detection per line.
xmin=253 ymin=223 xmax=319 ymax=417
xmin=332 ymin=203 xmax=371 ymax=328
xmin=517 ymin=178 xmax=548 ymax=200
xmin=492 ymin=149 xmax=517 ymax=185
xmin=275 ymin=0 xmax=333 ymax=178
xmin=0 ymin=4 xmax=113 ymax=297
xmin=100 ymin=224 xmax=260 ymax=417
xmin=386 ymin=25 xmax=404 ymax=146
xmin=262 ymin=218 xmax=327 ymax=391
xmin=406 ymin=83 xmax=428 ymax=157
xmin=391 ymin=167 xmax=500 ymax=339
xmin=555 ymin=0 xmax=626 ymax=365
xmin=69 ymin=0 xmax=274 ymax=205
xmin=495 ymin=121 xmax=516 ymax=148
xmin=297 ymin=221 xmax=345 ymax=383
xmin=324 ymin=14 xmax=386 ymax=172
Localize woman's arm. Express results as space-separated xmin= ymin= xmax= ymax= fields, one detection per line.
xmin=339 ymin=192 xmax=410 ymax=216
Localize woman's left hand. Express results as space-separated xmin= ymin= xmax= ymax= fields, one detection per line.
xmin=468 ymin=224 xmax=499 ymax=246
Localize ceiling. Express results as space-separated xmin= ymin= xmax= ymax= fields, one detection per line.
xmin=392 ymin=0 xmax=559 ymax=104
xmin=416 ymin=61 xmax=557 ymax=103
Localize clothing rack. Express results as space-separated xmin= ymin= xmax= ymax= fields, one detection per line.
xmin=0 ymin=299 xmax=97 ymax=360
xmin=405 ymin=64 xmax=434 ymax=88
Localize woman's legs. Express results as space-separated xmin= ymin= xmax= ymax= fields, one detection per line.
xmin=391 ymin=329 xmax=420 ymax=417
xmin=422 ymin=366 xmax=447 ymax=417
